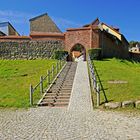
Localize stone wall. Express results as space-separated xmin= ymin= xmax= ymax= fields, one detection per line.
xmin=129 ymin=52 xmax=140 ymax=61
xmin=0 ymin=40 xmax=64 ymax=59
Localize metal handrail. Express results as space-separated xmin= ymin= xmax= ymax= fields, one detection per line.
xmin=87 ymin=54 xmax=108 ymax=106
xmin=29 ymin=55 xmax=67 ymax=106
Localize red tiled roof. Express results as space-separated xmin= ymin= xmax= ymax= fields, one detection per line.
xmin=83 ymin=18 xmax=100 ymax=27
xmin=30 ymin=32 xmax=64 ymax=37
xmin=0 ymin=36 xmax=31 ymax=39
xmin=67 ymin=27 xmax=91 ymax=31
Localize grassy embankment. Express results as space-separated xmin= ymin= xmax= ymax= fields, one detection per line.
xmin=0 ymin=59 xmax=57 ymax=108
xmin=93 ymin=58 xmax=140 ymax=104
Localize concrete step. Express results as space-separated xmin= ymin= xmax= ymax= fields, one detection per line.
xmin=39 ymin=102 xmax=69 ymax=107
xmin=42 ymin=99 xmax=69 ymax=103
xmin=44 ymin=96 xmax=70 ymax=99
xmin=45 ymin=93 xmax=71 ymax=96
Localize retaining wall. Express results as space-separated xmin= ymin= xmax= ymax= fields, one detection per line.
xmin=0 ymin=40 xmax=64 ymax=59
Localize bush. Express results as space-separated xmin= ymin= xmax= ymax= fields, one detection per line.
xmin=53 ymin=51 xmax=68 ymax=60
xmin=88 ymin=48 xmax=102 ymax=60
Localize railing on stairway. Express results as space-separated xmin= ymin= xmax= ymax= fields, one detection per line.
xmin=29 ymin=55 xmax=67 ymax=106
xmin=87 ymin=54 xmax=108 ymax=107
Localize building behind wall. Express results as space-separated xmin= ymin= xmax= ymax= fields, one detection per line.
xmin=0 ymin=13 xmax=129 ymax=59
xmin=30 ymin=13 xmax=61 ymax=34
xmin=0 ymin=22 xmax=20 ymax=36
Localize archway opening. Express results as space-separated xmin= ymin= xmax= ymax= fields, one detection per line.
xmin=70 ymin=44 xmax=86 ymax=61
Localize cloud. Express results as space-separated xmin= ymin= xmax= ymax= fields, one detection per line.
xmin=52 ymin=17 xmax=82 ymax=31
xmin=0 ymin=10 xmax=83 ymax=33
xmin=0 ymin=10 xmax=34 ymax=24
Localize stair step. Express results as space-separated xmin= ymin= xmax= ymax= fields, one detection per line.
xmin=45 ymin=93 xmax=71 ymax=97
xmin=44 ymin=96 xmax=70 ymax=99
xmin=39 ymin=102 xmax=69 ymax=107
xmin=38 ymin=62 xmax=77 ymax=107
xmin=42 ymin=99 xmax=69 ymax=102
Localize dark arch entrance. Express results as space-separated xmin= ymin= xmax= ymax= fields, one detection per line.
xmin=70 ymin=44 xmax=86 ymax=61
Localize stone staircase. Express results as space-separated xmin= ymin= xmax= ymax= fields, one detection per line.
xmin=38 ymin=62 xmax=77 ymax=107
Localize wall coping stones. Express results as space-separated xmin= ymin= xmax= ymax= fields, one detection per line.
xmin=104 ymin=102 xmax=121 ymax=109
xmin=135 ymin=100 xmax=140 ymax=109
xmin=104 ymin=100 xmax=140 ymax=109
xmin=122 ymin=101 xmax=135 ymax=108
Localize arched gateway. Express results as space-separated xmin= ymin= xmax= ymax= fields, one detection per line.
xmin=64 ymin=23 xmax=100 ymax=61
xmin=70 ymin=43 xmax=86 ymax=61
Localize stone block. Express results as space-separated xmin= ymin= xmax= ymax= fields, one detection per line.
xmin=122 ymin=101 xmax=135 ymax=108
xmin=105 ymin=102 xmax=122 ymax=109
xmin=135 ymin=100 xmax=140 ymax=109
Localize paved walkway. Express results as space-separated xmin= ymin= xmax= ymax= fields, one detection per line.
xmin=1 ymin=108 xmax=140 ymax=140
xmin=1 ymin=61 xmax=140 ymax=140
xmin=68 ymin=61 xmax=92 ymax=111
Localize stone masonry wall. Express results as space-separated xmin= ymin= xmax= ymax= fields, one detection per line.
xmin=0 ymin=40 xmax=64 ymax=59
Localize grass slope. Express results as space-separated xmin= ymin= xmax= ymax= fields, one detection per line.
xmin=0 ymin=59 xmax=57 ymax=108
xmin=93 ymin=58 xmax=140 ymax=103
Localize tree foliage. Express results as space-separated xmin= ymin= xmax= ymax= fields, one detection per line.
xmin=129 ymin=41 xmax=140 ymax=48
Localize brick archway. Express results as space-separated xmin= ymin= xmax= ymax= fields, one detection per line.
xmin=70 ymin=43 xmax=86 ymax=61
xmin=65 ymin=28 xmax=91 ymax=52
xmin=65 ymin=27 xmax=99 ymax=61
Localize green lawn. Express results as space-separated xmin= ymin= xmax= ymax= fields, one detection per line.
xmin=0 ymin=59 xmax=58 ymax=108
xmin=93 ymin=58 xmax=140 ymax=104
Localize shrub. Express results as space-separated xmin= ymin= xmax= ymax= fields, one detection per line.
xmin=88 ymin=48 xmax=102 ymax=60
xmin=53 ymin=51 xmax=68 ymax=60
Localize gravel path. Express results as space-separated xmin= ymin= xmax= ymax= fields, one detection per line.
xmin=68 ymin=61 xmax=92 ymax=112
xmin=1 ymin=61 xmax=140 ymax=140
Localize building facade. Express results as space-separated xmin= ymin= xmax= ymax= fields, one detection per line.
xmin=0 ymin=22 xmax=19 ymax=36
xmin=0 ymin=13 xmax=129 ymax=59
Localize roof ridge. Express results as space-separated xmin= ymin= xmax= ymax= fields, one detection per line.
xmin=29 ymin=13 xmax=48 ymax=21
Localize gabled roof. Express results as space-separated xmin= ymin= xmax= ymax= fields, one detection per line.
xmin=29 ymin=13 xmax=48 ymax=21
xmin=101 ymin=22 xmax=121 ymax=34
xmin=0 ymin=31 xmax=6 ymax=36
xmin=0 ymin=22 xmax=20 ymax=36
xmin=83 ymin=18 xmax=100 ymax=27
xmin=29 ymin=13 xmax=61 ymax=33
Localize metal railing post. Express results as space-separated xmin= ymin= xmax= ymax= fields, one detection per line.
xmin=60 ymin=60 xmax=62 ymax=69
xmin=47 ymin=70 xmax=50 ymax=85
xmin=93 ymin=75 xmax=97 ymax=90
xmin=40 ymin=76 xmax=43 ymax=94
xmin=52 ymin=65 xmax=54 ymax=78
xmin=56 ymin=62 xmax=59 ymax=74
xmin=97 ymin=83 xmax=100 ymax=107
xmin=30 ymin=84 xmax=33 ymax=106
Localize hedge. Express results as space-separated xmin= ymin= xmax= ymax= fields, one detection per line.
xmin=53 ymin=51 xmax=68 ymax=60
xmin=88 ymin=48 xmax=102 ymax=60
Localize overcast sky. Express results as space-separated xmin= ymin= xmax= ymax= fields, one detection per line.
xmin=0 ymin=0 xmax=140 ymax=41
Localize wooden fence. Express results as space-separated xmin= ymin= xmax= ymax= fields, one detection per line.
xmin=29 ymin=56 xmax=67 ymax=106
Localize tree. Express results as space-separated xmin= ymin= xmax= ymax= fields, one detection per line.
xmin=129 ymin=41 xmax=139 ymax=48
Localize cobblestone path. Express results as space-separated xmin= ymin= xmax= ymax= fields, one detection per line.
xmin=1 ymin=108 xmax=140 ymax=140
xmin=1 ymin=61 xmax=140 ymax=140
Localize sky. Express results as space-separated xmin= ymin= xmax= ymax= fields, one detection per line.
xmin=0 ymin=0 xmax=140 ymax=41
